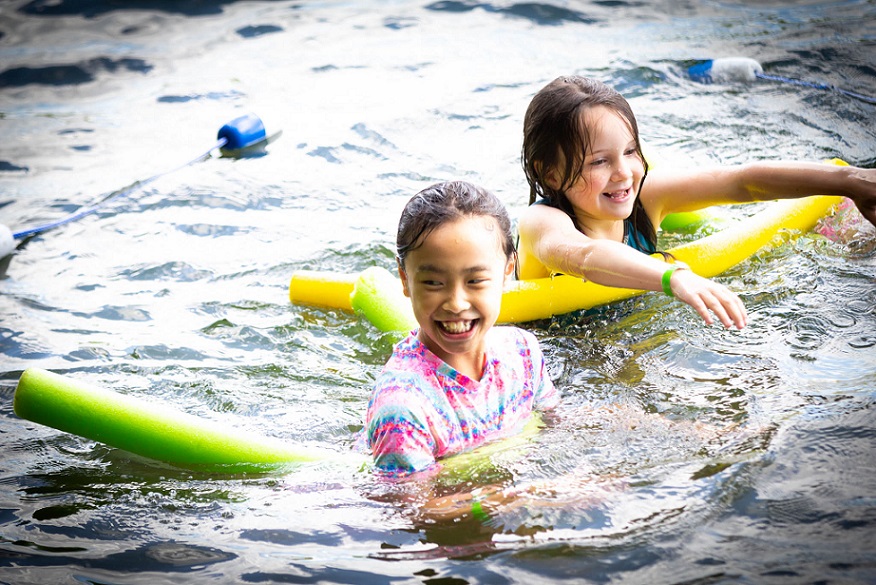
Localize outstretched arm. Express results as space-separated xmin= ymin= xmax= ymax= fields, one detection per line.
xmin=517 ymin=203 xmax=748 ymax=328
xmin=644 ymin=161 xmax=876 ymax=227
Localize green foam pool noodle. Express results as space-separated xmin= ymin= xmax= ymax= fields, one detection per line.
xmin=660 ymin=208 xmax=736 ymax=234
xmin=350 ymin=266 xmax=417 ymax=333
xmin=660 ymin=209 xmax=713 ymax=232
xmin=13 ymin=368 xmax=355 ymax=472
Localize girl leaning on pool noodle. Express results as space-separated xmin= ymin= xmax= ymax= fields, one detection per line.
xmin=517 ymin=75 xmax=876 ymax=330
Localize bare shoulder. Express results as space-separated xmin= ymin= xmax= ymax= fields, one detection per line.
xmin=516 ymin=203 xmax=577 ymax=280
xmin=518 ymin=201 xmax=576 ymax=234
xmin=517 ymin=202 xmax=580 ymax=249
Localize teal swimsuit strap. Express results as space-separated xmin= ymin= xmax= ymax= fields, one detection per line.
xmin=623 ymin=219 xmax=655 ymax=254
xmin=531 ymin=199 xmax=654 ymax=254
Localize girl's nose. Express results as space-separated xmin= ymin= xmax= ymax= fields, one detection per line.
xmin=613 ymin=157 xmax=632 ymax=181
xmin=443 ymin=285 xmax=470 ymax=313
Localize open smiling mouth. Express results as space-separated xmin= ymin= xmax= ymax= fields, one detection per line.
xmin=438 ymin=319 xmax=477 ymax=334
xmin=603 ymin=187 xmax=631 ymax=200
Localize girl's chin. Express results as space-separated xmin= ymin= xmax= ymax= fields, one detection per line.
xmin=602 ymin=200 xmax=636 ymax=219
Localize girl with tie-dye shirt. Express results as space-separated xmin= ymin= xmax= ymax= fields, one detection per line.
xmin=365 ymin=181 xmax=559 ymax=476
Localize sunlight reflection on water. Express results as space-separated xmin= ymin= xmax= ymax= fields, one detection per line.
xmin=1 ymin=0 xmax=875 ymax=583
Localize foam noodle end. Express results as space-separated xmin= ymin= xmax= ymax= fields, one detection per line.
xmin=350 ymin=266 xmax=417 ymax=333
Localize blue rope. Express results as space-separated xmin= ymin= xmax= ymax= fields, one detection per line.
xmin=13 ymin=137 xmax=228 ymax=240
xmin=755 ymin=72 xmax=876 ymax=105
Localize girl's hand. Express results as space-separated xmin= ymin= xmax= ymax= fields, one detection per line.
xmin=850 ymin=168 xmax=876 ymax=228
xmin=669 ymin=269 xmax=748 ymax=329
xmin=416 ymin=485 xmax=518 ymax=523
xmin=417 ymin=473 xmax=620 ymax=525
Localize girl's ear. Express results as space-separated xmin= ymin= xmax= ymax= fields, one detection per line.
xmin=503 ymin=255 xmax=516 ymax=282
xmin=545 ymin=170 xmax=560 ymax=191
xmin=397 ymin=258 xmax=411 ymax=298
xmin=538 ymin=161 xmax=561 ymax=191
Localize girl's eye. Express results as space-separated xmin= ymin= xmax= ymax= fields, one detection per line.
xmin=624 ymin=148 xmax=638 ymax=156
xmin=470 ymin=274 xmax=496 ymax=286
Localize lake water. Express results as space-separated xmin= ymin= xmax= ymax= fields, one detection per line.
xmin=1 ymin=1 xmax=875 ymax=583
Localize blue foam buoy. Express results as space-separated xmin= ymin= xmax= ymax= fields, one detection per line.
xmin=217 ymin=112 xmax=280 ymax=153
xmin=689 ymin=56 xmax=876 ymax=104
xmin=688 ymin=57 xmax=763 ymax=83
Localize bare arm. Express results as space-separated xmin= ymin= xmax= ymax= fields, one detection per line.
xmin=644 ymin=162 xmax=876 ymax=227
xmin=518 ymin=202 xmax=670 ymax=286
xmin=517 ymin=203 xmax=748 ymax=328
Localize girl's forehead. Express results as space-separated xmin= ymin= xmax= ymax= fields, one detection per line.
xmin=581 ymin=105 xmax=633 ymax=139
xmin=417 ymin=215 xmax=506 ymax=255
xmin=431 ymin=214 xmax=501 ymax=239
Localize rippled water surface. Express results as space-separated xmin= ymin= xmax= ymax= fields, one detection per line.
xmin=2 ymin=1 xmax=875 ymax=583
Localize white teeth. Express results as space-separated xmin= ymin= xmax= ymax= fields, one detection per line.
xmin=440 ymin=320 xmax=473 ymax=334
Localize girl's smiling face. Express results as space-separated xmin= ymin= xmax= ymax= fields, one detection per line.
xmin=398 ymin=214 xmax=514 ymax=380
xmin=563 ymin=105 xmax=646 ymax=233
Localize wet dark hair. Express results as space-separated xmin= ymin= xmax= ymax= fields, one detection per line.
xmin=397 ymin=180 xmax=516 ymax=269
xmin=521 ymin=75 xmax=656 ymax=249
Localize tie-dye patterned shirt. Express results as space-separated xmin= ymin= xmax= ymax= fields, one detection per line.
xmin=366 ymin=326 xmax=558 ymax=474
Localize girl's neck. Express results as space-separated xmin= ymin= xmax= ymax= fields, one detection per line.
xmin=417 ymin=331 xmax=487 ymax=381
xmin=577 ymin=215 xmax=625 ymax=242
xmin=445 ymin=351 xmax=487 ymax=382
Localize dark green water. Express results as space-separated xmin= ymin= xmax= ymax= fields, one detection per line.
xmin=1 ymin=1 xmax=875 ymax=583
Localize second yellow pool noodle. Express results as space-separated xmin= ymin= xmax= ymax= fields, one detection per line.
xmin=292 ymin=194 xmax=842 ymax=329
xmin=290 ymin=161 xmax=846 ymax=330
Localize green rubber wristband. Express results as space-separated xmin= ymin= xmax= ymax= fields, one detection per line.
xmin=470 ymin=499 xmax=490 ymax=523
xmin=661 ymin=266 xmax=678 ymax=297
